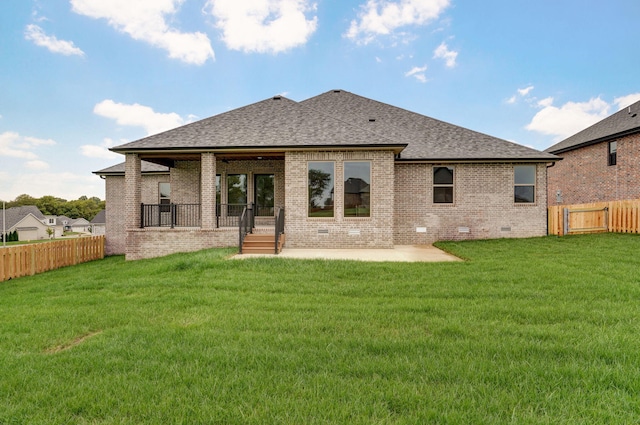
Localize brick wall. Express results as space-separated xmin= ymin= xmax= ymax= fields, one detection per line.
xmin=108 ymin=154 xmax=550 ymax=258
xmin=125 ymin=228 xmax=238 ymax=260
xmin=284 ymin=150 xmax=395 ymax=249
xmin=548 ymin=133 xmax=640 ymax=205
xmin=111 ymin=157 xmax=286 ymax=259
xmin=105 ymin=173 xmax=168 ymax=255
xmin=394 ymin=162 xmax=549 ymax=244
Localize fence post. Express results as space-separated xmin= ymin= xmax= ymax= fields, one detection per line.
xmin=563 ymin=208 xmax=569 ymax=236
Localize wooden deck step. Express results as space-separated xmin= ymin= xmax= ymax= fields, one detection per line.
xmin=241 ymin=233 xmax=285 ymax=254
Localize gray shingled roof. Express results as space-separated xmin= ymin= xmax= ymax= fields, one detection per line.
xmin=0 ymin=205 xmax=45 ymax=231
xmin=91 ymin=209 xmax=106 ymax=224
xmin=111 ymin=96 xmax=405 ymax=153
xmin=546 ymin=100 xmax=640 ymax=154
xmin=108 ymin=90 xmax=557 ymax=161
xmin=94 ymin=160 xmax=170 ymax=175
xmin=301 ymin=90 xmax=558 ymax=161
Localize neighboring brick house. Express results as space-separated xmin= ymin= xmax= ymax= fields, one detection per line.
xmin=95 ymin=90 xmax=558 ymax=260
xmin=546 ymin=99 xmax=640 ymax=205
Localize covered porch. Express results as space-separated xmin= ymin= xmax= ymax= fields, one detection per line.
xmin=123 ymin=151 xmax=286 ymax=259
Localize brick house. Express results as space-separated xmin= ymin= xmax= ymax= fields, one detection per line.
xmin=95 ymin=90 xmax=558 ymax=260
xmin=546 ymin=100 xmax=640 ymax=205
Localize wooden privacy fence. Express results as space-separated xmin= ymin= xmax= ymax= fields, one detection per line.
xmin=0 ymin=236 xmax=105 ymax=282
xmin=548 ymin=199 xmax=640 ymax=236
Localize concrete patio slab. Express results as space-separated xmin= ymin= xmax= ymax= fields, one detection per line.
xmin=233 ymin=245 xmax=462 ymax=262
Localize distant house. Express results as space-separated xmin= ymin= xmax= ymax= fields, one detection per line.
xmin=95 ymin=89 xmax=558 ymax=260
xmin=44 ymin=215 xmax=64 ymax=238
xmin=56 ymin=216 xmax=73 ymax=232
xmin=69 ymin=217 xmax=91 ymax=233
xmin=546 ymin=99 xmax=640 ymax=205
xmin=0 ymin=206 xmax=51 ymax=241
xmin=90 ymin=210 xmax=106 ymax=235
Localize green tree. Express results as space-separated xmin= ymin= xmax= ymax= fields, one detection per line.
xmin=8 ymin=194 xmax=37 ymax=208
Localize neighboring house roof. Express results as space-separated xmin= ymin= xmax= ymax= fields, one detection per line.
xmin=0 ymin=205 xmax=46 ymax=231
xmin=91 ymin=209 xmax=106 ymax=224
xmin=546 ymin=99 xmax=640 ymax=154
xmin=106 ymin=90 xmax=556 ymax=162
xmin=57 ymin=215 xmax=73 ymax=226
xmin=70 ymin=218 xmax=91 ymax=226
xmin=94 ymin=160 xmax=170 ymax=175
xmin=344 ymin=177 xmax=370 ymax=194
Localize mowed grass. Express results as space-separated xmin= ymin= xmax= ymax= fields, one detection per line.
xmin=1 ymin=234 xmax=640 ymax=424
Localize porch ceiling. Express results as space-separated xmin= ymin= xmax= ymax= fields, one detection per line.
xmin=139 ymin=152 xmax=285 ymax=168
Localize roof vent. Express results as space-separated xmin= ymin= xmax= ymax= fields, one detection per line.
xmin=333 ymin=90 xmax=341 ymax=93
xmin=273 ymin=95 xmax=281 ymax=100
xmin=369 ymin=118 xmax=376 ymax=122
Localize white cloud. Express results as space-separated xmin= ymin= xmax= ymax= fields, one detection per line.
xmin=24 ymin=24 xmax=85 ymax=56
xmin=205 ymin=0 xmax=317 ymax=54
xmin=506 ymin=85 xmax=534 ymax=105
xmin=537 ymin=96 xmax=553 ymax=108
xmin=25 ymin=160 xmax=50 ymax=170
xmin=346 ymin=0 xmax=450 ymax=44
xmin=518 ymin=85 xmax=534 ymax=96
xmin=433 ymin=42 xmax=457 ymax=67
xmin=405 ymin=65 xmax=427 ymax=83
xmin=80 ymin=138 xmax=122 ymax=159
xmin=24 ymin=136 xmax=56 ymax=146
xmin=0 ymin=131 xmax=56 ymax=160
xmin=614 ymin=93 xmax=640 ymax=110
xmin=93 ymin=100 xmax=185 ymax=135
xmin=526 ymin=97 xmax=610 ymax=140
xmin=70 ymin=0 xmax=214 ymax=65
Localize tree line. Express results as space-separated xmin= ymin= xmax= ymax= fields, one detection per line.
xmin=1 ymin=194 xmax=105 ymax=221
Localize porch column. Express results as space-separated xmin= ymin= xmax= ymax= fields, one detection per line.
xmin=201 ymin=152 xmax=216 ymax=230
xmin=125 ymin=153 xmax=141 ymax=229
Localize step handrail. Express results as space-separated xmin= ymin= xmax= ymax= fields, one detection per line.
xmin=238 ymin=203 xmax=254 ymax=254
xmin=275 ymin=207 xmax=285 ymax=254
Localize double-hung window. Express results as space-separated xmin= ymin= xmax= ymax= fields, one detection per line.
xmin=433 ymin=166 xmax=454 ymax=203
xmin=514 ymin=165 xmax=536 ymax=203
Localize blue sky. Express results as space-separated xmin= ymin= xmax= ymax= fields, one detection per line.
xmin=1 ymin=0 xmax=639 ymax=201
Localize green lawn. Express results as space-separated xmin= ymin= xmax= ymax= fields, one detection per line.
xmin=1 ymin=233 xmax=640 ymax=424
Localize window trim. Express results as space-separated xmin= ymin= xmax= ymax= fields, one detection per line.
xmin=433 ymin=166 xmax=454 ymax=204
xmin=608 ymin=141 xmax=617 ymax=166
xmin=514 ymin=165 xmax=536 ymax=204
